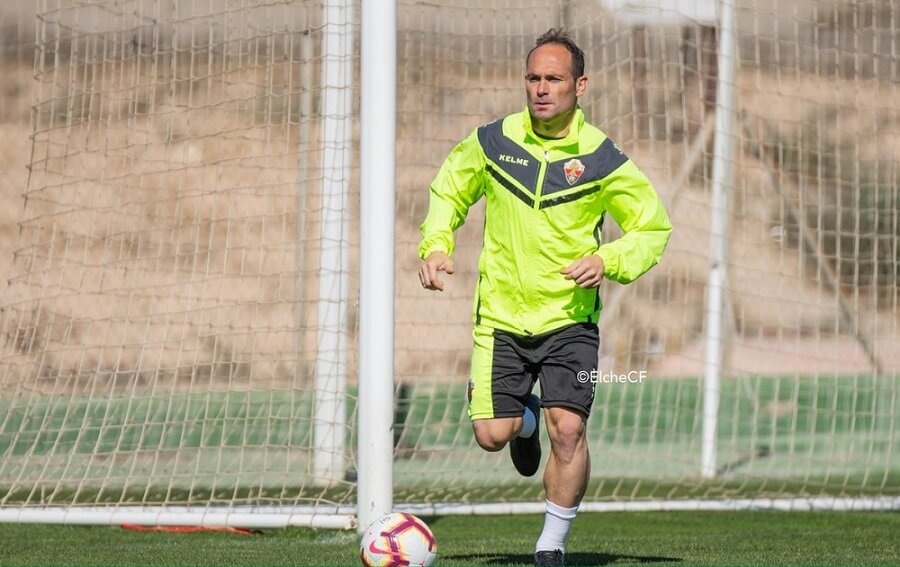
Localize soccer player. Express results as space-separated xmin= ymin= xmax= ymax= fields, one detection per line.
xmin=418 ymin=28 xmax=672 ymax=566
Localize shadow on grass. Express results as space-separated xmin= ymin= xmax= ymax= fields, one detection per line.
xmin=443 ymin=552 xmax=682 ymax=566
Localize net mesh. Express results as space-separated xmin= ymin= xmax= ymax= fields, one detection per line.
xmin=0 ymin=0 xmax=897 ymax=518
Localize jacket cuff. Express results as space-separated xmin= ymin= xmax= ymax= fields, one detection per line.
xmin=596 ymin=247 xmax=618 ymax=280
xmin=419 ymin=242 xmax=450 ymax=261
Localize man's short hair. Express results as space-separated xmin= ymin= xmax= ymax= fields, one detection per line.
xmin=527 ymin=28 xmax=586 ymax=79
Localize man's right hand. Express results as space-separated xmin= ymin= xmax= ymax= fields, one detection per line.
xmin=419 ymin=251 xmax=455 ymax=292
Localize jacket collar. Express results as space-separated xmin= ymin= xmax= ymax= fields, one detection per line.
xmin=521 ymin=105 xmax=584 ymax=148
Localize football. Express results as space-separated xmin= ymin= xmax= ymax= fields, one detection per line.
xmin=359 ymin=512 xmax=437 ymax=567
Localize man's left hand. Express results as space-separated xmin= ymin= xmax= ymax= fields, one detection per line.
xmin=561 ymin=254 xmax=605 ymax=288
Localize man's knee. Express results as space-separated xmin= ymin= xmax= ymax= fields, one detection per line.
xmin=472 ymin=418 xmax=518 ymax=452
xmin=545 ymin=407 xmax=586 ymax=459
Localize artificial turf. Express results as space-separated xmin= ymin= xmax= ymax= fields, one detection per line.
xmin=1 ymin=510 xmax=898 ymax=566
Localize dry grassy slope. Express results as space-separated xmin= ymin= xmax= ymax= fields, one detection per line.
xmin=0 ymin=129 xmax=26 ymax=305
xmin=0 ymin=52 xmax=897 ymax=390
xmin=0 ymin=60 xmax=31 ymax=300
xmin=0 ymin=60 xmax=319 ymax=390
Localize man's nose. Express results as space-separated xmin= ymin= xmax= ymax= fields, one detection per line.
xmin=537 ymin=80 xmax=550 ymax=94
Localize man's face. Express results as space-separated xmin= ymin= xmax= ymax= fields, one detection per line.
xmin=525 ymin=43 xmax=587 ymax=128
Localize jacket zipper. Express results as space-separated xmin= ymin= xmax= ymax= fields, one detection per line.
xmin=533 ymin=150 xmax=550 ymax=209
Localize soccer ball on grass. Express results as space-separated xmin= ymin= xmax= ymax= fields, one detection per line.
xmin=359 ymin=512 xmax=437 ymax=567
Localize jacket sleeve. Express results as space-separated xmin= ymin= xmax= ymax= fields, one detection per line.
xmin=418 ymin=130 xmax=486 ymax=259
xmin=596 ymin=160 xmax=672 ymax=284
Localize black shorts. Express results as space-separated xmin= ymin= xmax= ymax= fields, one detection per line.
xmin=467 ymin=323 xmax=599 ymax=419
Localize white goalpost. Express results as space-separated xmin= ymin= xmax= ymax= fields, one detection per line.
xmin=0 ymin=0 xmax=897 ymax=528
xmin=313 ymin=0 xmax=353 ymax=487
xmin=701 ymin=0 xmax=737 ymax=480
xmin=357 ymin=0 xmax=397 ymax=533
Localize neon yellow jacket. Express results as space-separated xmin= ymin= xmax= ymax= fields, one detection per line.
xmin=419 ymin=107 xmax=672 ymax=336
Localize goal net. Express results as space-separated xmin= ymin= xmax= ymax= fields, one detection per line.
xmin=0 ymin=0 xmax=898 ymax=526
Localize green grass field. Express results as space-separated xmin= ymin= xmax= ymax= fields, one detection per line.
xmin=1 ymin=375 xmax=898 ymax=567
xmin=0 ymin=511 xmax=898 ymax=566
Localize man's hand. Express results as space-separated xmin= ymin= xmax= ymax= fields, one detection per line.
xmin=561 ymin=254 xmax=605 ymax=288
xmin=419 ymin=251 xmax=455 ymax=291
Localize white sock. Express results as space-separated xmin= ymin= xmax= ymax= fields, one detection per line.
xmin=518 ymin=406 xmax=536 ymax=438
xmin=535 ymin=500 xmax=578 ymax=553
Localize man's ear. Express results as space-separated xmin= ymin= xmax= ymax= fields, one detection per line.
xmin=575 ymin=75 xmax=588 ymax=98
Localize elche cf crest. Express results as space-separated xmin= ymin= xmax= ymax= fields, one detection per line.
xmin=564 ymin=158 xmax=585 ymax=185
